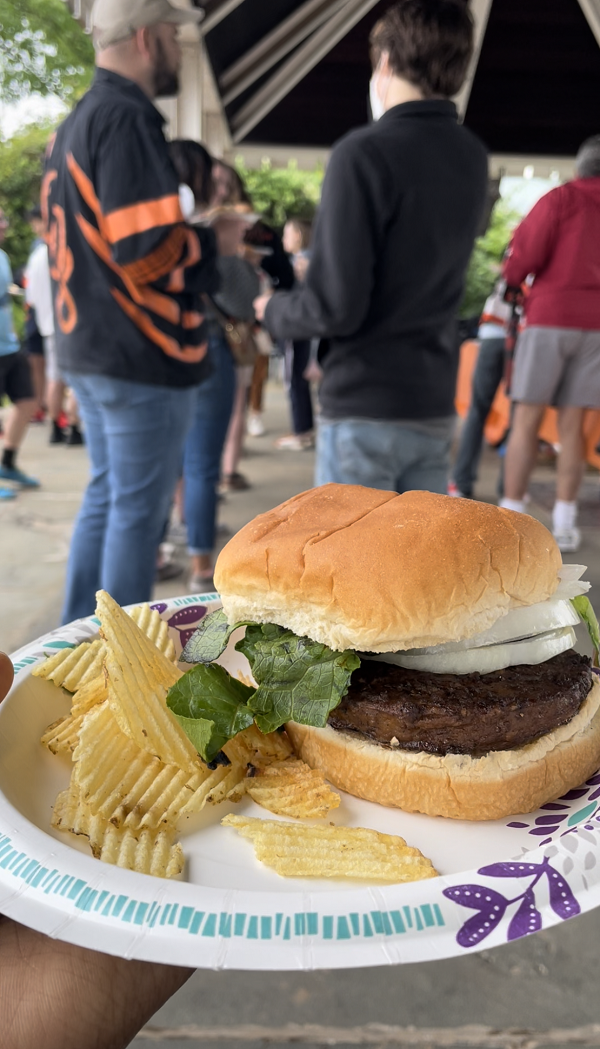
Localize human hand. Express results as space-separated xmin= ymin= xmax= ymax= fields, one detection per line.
xmin=0 ymin=654 xmax=192 ymax=1049
xmin=253 ymin=292 xmax=273 ymax=322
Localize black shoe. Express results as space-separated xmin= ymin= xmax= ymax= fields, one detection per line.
xmin=50 ymin=422 xmax=66 ymax=444
xmin=155 ymin=560 xmax=184 ymax=582
xmin=66 ymin=425 xmax=84 ymax=446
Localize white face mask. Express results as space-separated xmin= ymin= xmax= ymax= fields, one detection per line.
xmin=179 ymin=183 xmax=196 ymax=221
xmin=369 ymin=70 xmax=389 ymax=121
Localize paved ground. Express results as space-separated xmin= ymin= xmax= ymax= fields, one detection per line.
xmin=2 ymin=386 xmax=600 ymax=1048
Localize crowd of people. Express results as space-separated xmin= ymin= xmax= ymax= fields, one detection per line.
xmin=2 ymin=0 xmax=600 ymax=1043
xmin=0 ymin=0 xmax=598 ymax=606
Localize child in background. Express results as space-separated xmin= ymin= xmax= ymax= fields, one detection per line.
xmin=276 ymin=218 xmax=316 ymax=451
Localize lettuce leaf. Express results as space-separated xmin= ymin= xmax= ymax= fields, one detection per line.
xmin=166 ymin=663 xmax=254 ymax=763
xmin=571 ymin=595 xmax=600 ymax=667
xmin=236 ymin=624 xmax=360 ymax=734
xmin=169 ymin=617 xmax=361 ymax=758
xmin=180 ymin=608 xmax=251 ymax=664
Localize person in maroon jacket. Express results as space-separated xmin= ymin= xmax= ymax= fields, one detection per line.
xmin=500 ymin=136 xmax=600 ymax=552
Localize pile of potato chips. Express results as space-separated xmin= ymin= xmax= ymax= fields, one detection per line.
xmin=35 ymin=590 xmax=437 ymax=883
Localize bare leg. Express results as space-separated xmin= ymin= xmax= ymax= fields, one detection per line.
xmin=47 ymin=378 xmax=66 ymax=422
xmin=28 ymin=356 xmax=46 ymax=413
xmin=222 ymin=380 xmax=248 ymax=478
xmin=3 ymin=399 xmax=36 ymax=451
xmin=555 ymin=405 xmax=585 ymax=502
xmin=503 ymin=402 xmax=546 ymax=500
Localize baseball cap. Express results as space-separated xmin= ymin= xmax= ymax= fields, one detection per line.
xmin=92 ymin=0 xmax=203 ymax=51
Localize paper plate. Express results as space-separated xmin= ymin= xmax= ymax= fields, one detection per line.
xmin=2 ymin=593 xmax=600 ymax=970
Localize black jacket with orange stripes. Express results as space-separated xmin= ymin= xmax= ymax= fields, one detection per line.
xmin=43 ymin=69 xmax=219 ymax=388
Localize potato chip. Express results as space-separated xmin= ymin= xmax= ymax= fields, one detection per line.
xmin=75 ymin=701 xmax=244 ymax=830
xmin=41 ymin=713 xmax=87 ymax=754
xmin=222 ymin=815 xmax=439 ymax=882
xmin=223 ymin=723 xmax=293 ymax=769
xmin=129 ymin=604 xmax=176 ymax=662
xmin=70 ymin=674 xmax=108 ymax=717
xmin=244 ymin=758 xmax=340 ymax=819
xmin=34 ymin=602 xmax=175 ymax=697
xmin=33 ymin=639 xmax=106 ymax=692
xmin=96 ymin=590 xmax=199 ymax=772
xmin=52 ymin=779 xmax=184 ymax=878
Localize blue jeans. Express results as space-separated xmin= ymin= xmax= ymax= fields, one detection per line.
xmin=452 ymin=337 xmax=506 ymax=497
xmin=183 ymin=332 xmax=235 ymax=555
xmin=62 ymin=372 xmax=198 ymax=622
xmin=316 ymin=417 xmax=454 ymax=493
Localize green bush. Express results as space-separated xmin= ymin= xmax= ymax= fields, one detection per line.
xmin=235 ymin=158 xmax=323 ymax=231
xmin=0 ymin=123 xmax=52 ymax=272
xmin=460 ymin=198 xmax=521 ymax=319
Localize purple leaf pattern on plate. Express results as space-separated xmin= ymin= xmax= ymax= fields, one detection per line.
xmin=507 ymin=889 xmax=542 ymax=940
xmin=446 ymin=857 xmax=580 ymax=949
xmin=168 ymin=606 xmax=207 ymax=628
xmin=546 ymin=866 xmax=580 ymax=919
xmin=478 ymin=862 xmax=543 ymax=878
xmin=150 ymin=603 xmax=168 ymax=615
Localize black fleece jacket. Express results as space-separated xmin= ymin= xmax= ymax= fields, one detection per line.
xmin=264 ymin=100 xmax=488 ymax=421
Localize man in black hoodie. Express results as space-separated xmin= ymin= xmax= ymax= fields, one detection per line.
xmin=255 ymin=0 xmax=488 ymax=493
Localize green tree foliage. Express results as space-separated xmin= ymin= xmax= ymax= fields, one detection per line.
xmin=236 ymin=158 xmax=323 ymax=230
xmin=0 ymin=0 xmax=94 ymax=104
xmin=460 ymin=198 xmax=521 ymax=320
xmin=0 ymin=123 xmax=51 ymax=272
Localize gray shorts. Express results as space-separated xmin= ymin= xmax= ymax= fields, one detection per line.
xmin=511 ymin=325 xmax=600 ymax=407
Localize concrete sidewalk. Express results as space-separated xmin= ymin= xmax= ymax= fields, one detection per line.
xmin=2 ymin=388 xmax=600 ymax=1048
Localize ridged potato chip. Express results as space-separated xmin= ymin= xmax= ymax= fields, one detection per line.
xmin=223 ymin=722 xmax=293 ymax=768
xmin=33 ymin=639 xmax=106 ymax=692
xmin=52 ymin=780 xmax=184 ymax=878
xmin=41 ymin=713 xmax=87 ymax=754
xmin=75 ymin=701 xmax=244 ymax=830
xmin=244 ymin=758 xmax=340 ymax=819
xmin=70 ymin=674 xmax=108 ymax=717
xmin=222 ymin=815 xmax=439 ymax=882
xmin=129 ymin=603 xmax=176 ymax=662
xmin=96 ymin=590 xmax=200 ymax=772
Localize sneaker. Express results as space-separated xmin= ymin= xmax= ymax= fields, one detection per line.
xmin=553 ymin=527 xmax=581 ymax=553
xmin=219 ymin=472 xmax=251 ymax=493
xmin=447 ymin=481 xmax=467 ymax=498
xmin=31 ymin=409 xmax=46 ymax=424
xmin=0 ymin=464 xmax=40 ymax=488
xmin=247 ymin=412 xmax=266 ymax=437
xmin=275 ymin=432 xmax=314 ymax=451
xmin=189 ymin=572 xmax=215 ymax=594
xmin=0 ymin=486 xmax=16 ymax=501
xmin=66 ymin=425 xmax=84 ymax=446
xmin=50 ymin=421 xmax=66 ymax=444
xmin=155 ymin=560 xmax=184 ymax=582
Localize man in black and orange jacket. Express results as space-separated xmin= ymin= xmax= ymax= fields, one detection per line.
xmin=45 ymin=0 xmax=219 ymax=622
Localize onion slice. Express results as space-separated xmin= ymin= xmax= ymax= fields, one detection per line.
xmin=412 ymin=599 xmax=580 ymax=654
xmin=369 ymin=627 xmax=576 ymax=676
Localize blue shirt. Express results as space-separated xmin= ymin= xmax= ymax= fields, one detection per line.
xmin=0 ymin=249 xmax=18 ymax=357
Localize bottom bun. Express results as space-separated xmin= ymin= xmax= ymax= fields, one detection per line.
xmin=286 ymin=676 xmax=600 ymax=821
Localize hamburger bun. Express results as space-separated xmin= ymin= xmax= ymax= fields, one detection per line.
xmin=287 ymin=676 xmax=600 ymax=820
xmin=215 ymin=484 xmax=562 ymax=653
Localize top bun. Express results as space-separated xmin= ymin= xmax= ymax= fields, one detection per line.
xmin=214 ymin=485 xmax=562 ymax=653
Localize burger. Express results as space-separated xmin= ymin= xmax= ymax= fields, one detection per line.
xmin=169 ymin=485 xmax=600 ymax=821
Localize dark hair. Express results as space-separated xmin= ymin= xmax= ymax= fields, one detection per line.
xmin=369 ymin=0 xmax=473 ymax=99
xmin=168 ymin=139 xmax=214 ymax=209
xmin=26 ymin=204 xmax=43 ymax=222
xmin=576 ymin=135 xmax=600 ymax=179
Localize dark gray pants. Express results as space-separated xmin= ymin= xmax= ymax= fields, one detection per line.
xmin=452 ymin=337 xmax=505 ymax=497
